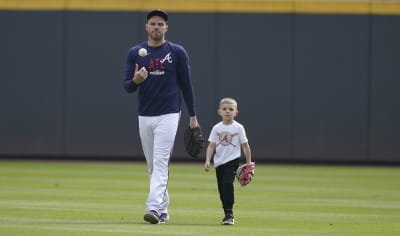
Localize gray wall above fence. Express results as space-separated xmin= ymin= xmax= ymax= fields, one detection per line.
xmin=1 ymin=11 xmax=399 ymax=163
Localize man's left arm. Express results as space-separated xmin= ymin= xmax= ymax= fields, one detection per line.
xmin=177 ymin=46 xmax=197 ymax=122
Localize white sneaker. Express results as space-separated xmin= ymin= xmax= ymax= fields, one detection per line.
xmin=159 ymin=213 xmax=169 ymax=223
xmin=221 ymin=215 xmax=234 ymax=225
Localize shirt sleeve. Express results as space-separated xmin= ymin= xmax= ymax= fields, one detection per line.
xmin=208 ymin=126 xmax=219 ymax=143
xmin=239 ymin=125 xmax=249 ymax=144
xmin=176 ymin=45 xmax=196 ymax=116
xmin=123 ymin=48 xmax=139 ymax=93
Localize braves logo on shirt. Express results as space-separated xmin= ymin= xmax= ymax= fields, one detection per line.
xmin=160 ymin=53 xmax=172 ymax=63
xmin=149 ymin=52 xmax=173 ymax=76
xmin=217 ymin=132 xmax=236 ymax=147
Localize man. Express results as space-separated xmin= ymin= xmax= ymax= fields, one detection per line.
xmin=123 ymin=9 xmax=199 ymax=224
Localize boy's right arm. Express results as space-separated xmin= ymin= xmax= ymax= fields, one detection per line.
xmin=204 ymin=142 xmax=216 ymax=171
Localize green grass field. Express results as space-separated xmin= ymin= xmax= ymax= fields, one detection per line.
xmin=0 ymin=160 xmax=399 ymax=236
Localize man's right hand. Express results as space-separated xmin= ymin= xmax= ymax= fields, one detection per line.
xmin=132 ymin=63 xmax=148 ymax=84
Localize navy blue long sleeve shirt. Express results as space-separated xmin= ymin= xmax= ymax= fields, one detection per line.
xmin=124 ymin=41 xmax=196 ymax=117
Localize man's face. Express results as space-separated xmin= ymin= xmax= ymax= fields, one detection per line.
xmin=146 ymin=16 xmax=168 ymax=41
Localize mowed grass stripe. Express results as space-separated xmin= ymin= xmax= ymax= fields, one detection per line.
xmin=0 ymin=161 xmax=399 ymax=236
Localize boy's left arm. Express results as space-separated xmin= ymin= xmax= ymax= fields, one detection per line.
xmin=242 ymin=142 xmax=252 ymax=164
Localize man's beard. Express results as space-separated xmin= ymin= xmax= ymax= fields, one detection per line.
xmin=149 ymin=30 xmax=163 ymax=41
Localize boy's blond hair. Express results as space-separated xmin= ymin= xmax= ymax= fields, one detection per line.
xmin=219 ymin=97 xmax=238 ymax=108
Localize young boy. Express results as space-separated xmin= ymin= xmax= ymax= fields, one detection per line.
xmin=204 ymin=97 xmax=252 ymax=225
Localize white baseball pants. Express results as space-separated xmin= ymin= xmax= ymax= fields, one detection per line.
xmin=138 ymin=112 xmax=180 ymax=215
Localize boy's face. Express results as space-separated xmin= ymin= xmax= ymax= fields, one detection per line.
xmin=218 ymin=102 xmax=238 ymax=122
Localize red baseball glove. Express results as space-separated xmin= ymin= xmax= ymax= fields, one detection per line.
xmin=236 ymin=162 xmax=255 ymax=186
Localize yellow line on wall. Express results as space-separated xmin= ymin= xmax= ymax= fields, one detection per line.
xmin=0 ymin=0 xmax=399 ymax=15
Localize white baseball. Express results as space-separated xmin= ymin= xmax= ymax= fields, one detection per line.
xmin=138 ymin=48 xmax=147 ymax=57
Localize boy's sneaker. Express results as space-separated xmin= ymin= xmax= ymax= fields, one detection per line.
xmin=159 ymin=213 xmax=169 ymax=223
xmin=221 ymin=214 xmax=235 ymax=225
xmin=144 ymin=210 xmax=160 ymax=224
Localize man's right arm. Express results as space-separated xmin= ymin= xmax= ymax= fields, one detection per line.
xmin=123 ymin=49 xmax=139 ymax=93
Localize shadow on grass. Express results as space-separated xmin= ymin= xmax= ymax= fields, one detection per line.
xmin=5 ymin=218 xmax=219 ymax=227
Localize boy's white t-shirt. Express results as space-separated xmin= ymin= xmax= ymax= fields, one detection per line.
xmin=208 ymin=120 xmax=248 ymax=168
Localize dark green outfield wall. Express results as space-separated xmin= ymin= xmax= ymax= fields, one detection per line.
xmin=1 ymin=11 xmax=399 ymax=163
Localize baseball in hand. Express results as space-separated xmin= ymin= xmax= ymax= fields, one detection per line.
xmin=138 ymin=48 xmax=147 ymax=57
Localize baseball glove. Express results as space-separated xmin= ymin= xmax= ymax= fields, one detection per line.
xmin=184 ymin=126 xmax=204 ymax=158
xmin=236 ymin=162 xmax=255 ymax=186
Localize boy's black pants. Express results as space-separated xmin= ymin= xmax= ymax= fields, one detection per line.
xmin=215 ymin=158 xmax=240 ymax=214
